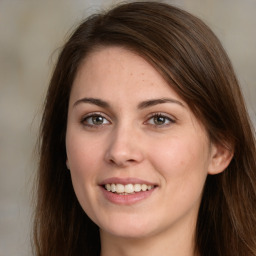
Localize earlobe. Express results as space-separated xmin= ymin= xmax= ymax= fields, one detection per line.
xmin=66 ymin=159 xmax=70 ymax=170
xmin=208 ymin=142 xmax=234 ymax=175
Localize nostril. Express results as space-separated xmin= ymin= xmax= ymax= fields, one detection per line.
xmin=109 ymin=159 xmax=115 ymax=164
xmin=107 ymin=158 xmax=137 ymax=167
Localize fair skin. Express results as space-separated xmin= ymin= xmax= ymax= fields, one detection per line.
xmin=66 ymin=46 xmax=232 ymax=256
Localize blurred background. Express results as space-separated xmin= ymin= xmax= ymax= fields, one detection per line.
xmin=0 ymin=0 xmax=255 ymax=255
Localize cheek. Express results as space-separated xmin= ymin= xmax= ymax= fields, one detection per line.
xmin=150 ymin=134 xmax=210 ymax=185
xmin=65 ymin=135 xmax=101 ymax=209
xmin=150 ymin=136 xmax=209 ymax=217
xmin=66 ymin=133 xmax=103 ymax=174
xmin=66 ymin=135 xmax=102 ymax=215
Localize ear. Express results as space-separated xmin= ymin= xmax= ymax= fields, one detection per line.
xmin=208 ymin=142 xmax=234 ymax=175
xmin=66 ymin=159 xmax=70 ymax=170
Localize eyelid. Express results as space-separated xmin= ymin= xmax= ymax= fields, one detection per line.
xmin=145 ymin=112 xmax=176 ymax=127
xmin=81 ymin=112 xmax=111 ymax=126
xmin=80 ymin=111 xmax=176 ymax=128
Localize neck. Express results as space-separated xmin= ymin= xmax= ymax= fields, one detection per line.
xmin=100 ymin=220 xmax=198 ymax=256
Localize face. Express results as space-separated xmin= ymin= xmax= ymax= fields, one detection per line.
xmin=66 ymin=46 xmax=217 ymax=240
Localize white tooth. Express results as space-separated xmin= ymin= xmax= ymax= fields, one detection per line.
xmin=108 ymin=183 xmax=153 ymax=193
xmin=125 ymin=184 xmax=134 ymax=193
xmin=116 ymin=184 xmax=125 ymax=193
xmin=134 ymin=184 xmax=142 ymax=192
xmin=141 ymin=184 xmax=147 ymax=191
xmin=111 ymin=184 xmax=116 ymax=193
xmin=105 ymin=184 xmax=111 ymax=191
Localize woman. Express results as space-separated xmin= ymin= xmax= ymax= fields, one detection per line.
xmin=34 ymin=2 xmax=256 ymax=256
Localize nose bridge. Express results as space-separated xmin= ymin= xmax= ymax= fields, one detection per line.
xmin=105 ymin=121 xmax=143 ymax=166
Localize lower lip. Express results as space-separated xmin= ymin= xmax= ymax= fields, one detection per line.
xmin=100 ymin=186 xmax=156 ymax=205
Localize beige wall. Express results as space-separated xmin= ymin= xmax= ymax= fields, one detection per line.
xmin=0 ymin=0 xmax=255 ymax=255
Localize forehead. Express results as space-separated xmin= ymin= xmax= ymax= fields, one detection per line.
xmin=71 ymin=46 xmax=184 ymax=104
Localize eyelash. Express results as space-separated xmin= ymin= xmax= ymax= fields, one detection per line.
xmin=80 ymin=112 xmax=175 ymax=128
xmin=81 ymin=112 xmax=111 ymax=128
xmin=146 ymin=113 xmax=175 ymax=128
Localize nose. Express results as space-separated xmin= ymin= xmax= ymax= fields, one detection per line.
xmin=104 ymin=125 xmax=144 ymax=167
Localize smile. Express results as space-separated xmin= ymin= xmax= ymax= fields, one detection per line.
xmin=104 ymin=183 xmax=155 ymax=194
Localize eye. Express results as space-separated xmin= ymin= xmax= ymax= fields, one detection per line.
xmin=146 ymin=113 xmax=174 ymax=127
xmin=81 ymin=113 xmax=110 ymax=127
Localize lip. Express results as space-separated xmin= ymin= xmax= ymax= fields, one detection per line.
xmin=100 ymin=186 xmax=156 ymax=205
xmin=99 ymin=177 xmax=157 ymax=186
xmin=99 ymin=177 xmax=158 ymax=205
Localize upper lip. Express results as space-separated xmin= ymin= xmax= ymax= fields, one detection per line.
xmin=100 ymin=177 xmax=157 ymax=186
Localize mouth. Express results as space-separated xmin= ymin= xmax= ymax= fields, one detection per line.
xmin=103 ymin=183 xmax=156 ymax=195
xmin=99 ymin=178 xmax=158 ymax=204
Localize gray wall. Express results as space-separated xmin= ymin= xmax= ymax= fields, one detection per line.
xmin=0 ymin=0 xmax=255 ymax=255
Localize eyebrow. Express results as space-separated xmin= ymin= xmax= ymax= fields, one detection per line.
xmin=73 ymin=97 xmax=184 ymax=109
xmin=73 ymin=98 xmax=110 ymax=108
xmin=138 ymin=98 xmax=184 ymax=109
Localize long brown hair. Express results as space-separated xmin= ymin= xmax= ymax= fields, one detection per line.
xmin=34 ymin=2 xmax=256 ymax=255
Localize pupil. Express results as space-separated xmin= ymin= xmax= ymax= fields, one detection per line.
xmin=154 ymin=116 xmax=165 ymax=125
xmin=92 ymin=116 xmax=103 ymax=124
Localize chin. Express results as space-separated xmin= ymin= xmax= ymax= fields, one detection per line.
xmin=98 ymin=214 xmax=159 ymax=239
xmin=102 ymin=227 xmax=153 ymax=239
